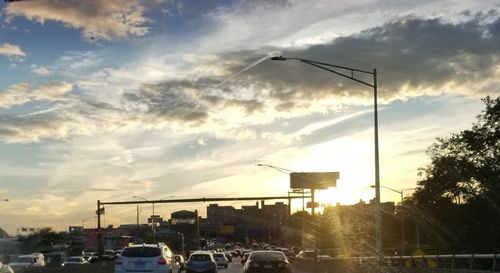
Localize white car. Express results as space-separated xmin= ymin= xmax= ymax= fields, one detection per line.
xmin=9 ymin=254 xmax=45 ymax=272
xmin=212 ymin=253 xmax=228 ymax=268
xmin=114 ymin=243 xmax=179 ymax=273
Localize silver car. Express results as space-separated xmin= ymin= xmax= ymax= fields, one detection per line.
xmin=212 ymin=253 xmax=228 ymax=268
xmin=185 ymin=251 xmax=217 ymax=273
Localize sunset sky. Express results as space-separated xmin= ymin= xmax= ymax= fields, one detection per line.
xmin=0 ymin=0 xmax=498 ymax=235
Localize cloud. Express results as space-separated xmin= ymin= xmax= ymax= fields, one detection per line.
xmin=0 ymin=113 xmax=88 ymax=143
xmin=0 ymin=43 xmax=26 ymax=58
xmin=4 ymin=0 xmax=151 ymax=41
xmin=124 ymin=81 xmax=212 ymax=125
xmin=0 ymin=81 xmax=72 ymax=108
xmin=216 ymin=14 xmax=500 ymax=105
xmin=31 ymin=65 xmax=51 ymax=76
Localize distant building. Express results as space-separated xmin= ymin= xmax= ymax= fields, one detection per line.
xmin=205 ymin=201 xmax=288 ymax=244
xmin=169 ymin=210 xmax=199 ymax=251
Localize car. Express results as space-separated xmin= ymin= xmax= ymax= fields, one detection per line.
xmin=316 ymin=254 xmax=333 ymax=263
xmin=114 ymin=243 xmax=179 ymax=273
xmin=295 ymin=250 xmax=315 ymax=262
xmin=243 ymin=251 xmax=291 ymax=273
xmin=212 ymin=253 xmax=228 ymax=268
xmin=9 ymin=254 xmax=45 ymax=272
xmin=185 ymin=251 xmax=217 ymax=273
xmin=61 ymin=256 xmax=90 ymax=267
xmin=103 ymin=249 xmax=117 ymax=260
xmin=173 ymin=254 xmax=185 ymax=271
xmin=223 ymin=251 xmax=232 ymax=262
xmin=30 ymin=253 xmax=46 ymax=266
xmin=0 ymin=262 xmax=14 ymax=273
xmin=241 ymin=252 xmax=250 ymax=264
xmin=240 ymin=249 xmax=251 ymax=258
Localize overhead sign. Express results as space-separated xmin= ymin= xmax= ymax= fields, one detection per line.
xmin=290 ymin=172 xmax=339 ymax=189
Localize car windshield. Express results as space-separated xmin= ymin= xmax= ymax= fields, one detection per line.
xmin=189 ymin=254 xmax=211 ymax=262
xmin=122 ymin=247 xmax=161 ymax=258
xmin=1 ymin=2 xmax=498 ymax=273
xmin=249 ymin=252 xmax=286 ymax=261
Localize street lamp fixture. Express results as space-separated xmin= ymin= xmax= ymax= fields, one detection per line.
xmin=82 ymin=216 xmax=96 ymax=229
xmin=271 ymin=55 xmax=381 ymax=257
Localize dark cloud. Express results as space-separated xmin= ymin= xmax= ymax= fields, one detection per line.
xmin=225 ymin=99 xmax=264 ymax=114
xmin=229 ymin=13 xmax=500 ymax=103
xmin=125 ymin=82 xmax=210 ymax=124
xmin=0 ymin=113 xmax=76 ymax=143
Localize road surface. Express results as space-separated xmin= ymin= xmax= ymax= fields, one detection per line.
xmin=221 ymin=257 xmax=326 ymax=273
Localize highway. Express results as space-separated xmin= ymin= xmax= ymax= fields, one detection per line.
xmin=217 ymin=257 xmax=329 ymax=273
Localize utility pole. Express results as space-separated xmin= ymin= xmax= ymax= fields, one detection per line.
xmin=97 ymin=200 xmax=102 ymax=255
xmin=136 ymin=204 xmax=140 ymax=237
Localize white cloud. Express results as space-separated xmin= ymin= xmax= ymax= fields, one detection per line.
xmin=4 ymin=0 xmax=151 ymax=41
xmin=31 ymin=65 xmax=51 ymax=76
xmin=0 ymin=81 xmax=72 ymax=108
xmin=0 ymin=43 xmax=26 ymax=58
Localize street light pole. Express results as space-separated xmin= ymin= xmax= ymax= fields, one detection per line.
xmin=271 ymin=56 xmax=382 ymax=257
xmin=177 ymin=232 xmax=185 ymax=253
xmin=133 ymin=196 xmax=156 ymax=243
xmin=372 ymin=185 xmax=406 ymax=255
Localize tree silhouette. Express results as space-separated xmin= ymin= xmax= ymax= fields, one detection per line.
xmin=410 ymin=96 xmax=500 ymax=253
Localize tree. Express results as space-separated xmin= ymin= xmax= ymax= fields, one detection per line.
xmin=0 ymin=227 xmax=8 ymax=238
xmin=410 ymin=96 xmax=500 ymax=253
xmin=18 ymin=228 xmax=66 ymax=253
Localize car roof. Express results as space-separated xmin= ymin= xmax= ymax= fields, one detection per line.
xmin=127 ymin=243 xmax=163 ymax=248
xmin=251 ymin=250 xmax=283 ymax=254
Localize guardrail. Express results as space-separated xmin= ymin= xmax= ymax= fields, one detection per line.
xmin=330 ymin=254 xmax=500 ymax=273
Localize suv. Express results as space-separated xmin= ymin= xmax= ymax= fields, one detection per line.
xmin=114 ymin=243 xmax=179 ymax=273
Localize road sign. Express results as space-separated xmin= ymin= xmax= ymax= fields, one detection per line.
xmin=290 ymin=172 xmax=339 ymax=189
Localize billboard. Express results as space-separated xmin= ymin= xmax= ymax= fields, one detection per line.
xmin=171 ymin=218 xmax=196 ymax=225
xmin=290 ymin=172 xmax=339 ymax=189
xmin=306 ymin=202 xmax=319 ymax=209
xmin=219 ymin=225 xmax=235 ymax=235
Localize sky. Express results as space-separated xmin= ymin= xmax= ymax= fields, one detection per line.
xmin=0 ymin=0 xmax=499 ymax=235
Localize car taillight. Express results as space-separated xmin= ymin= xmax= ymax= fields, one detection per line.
xmin=158 ymin=258 xmax=167 ymax=265
xmin=251 ymin=261 xmax=259 ymax=267
xmin=115 ymin=258 xmax=122 ymax=265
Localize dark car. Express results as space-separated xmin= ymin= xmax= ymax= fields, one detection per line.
xmin=241 ymin=252 xmax=250 ymax=264
xmin=174 ymin=255 xmax=185 ymax=271
xmin=185 ymin=251 xmax=217 ymax=273
xmin=243 ymin=251 xmax=290 ymax=273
